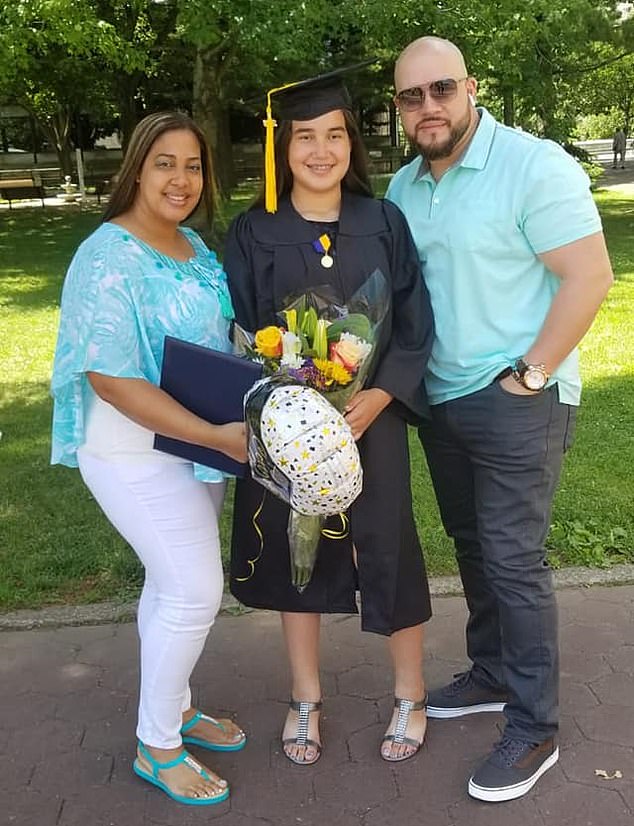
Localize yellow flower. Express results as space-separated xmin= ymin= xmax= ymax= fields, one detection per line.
xmin=254 ymin=326 xmax=283 ymax=357
xmin=313 ymin=358 xmax=353 ymax=386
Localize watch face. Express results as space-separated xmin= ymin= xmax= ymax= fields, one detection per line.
xmin=524 ymin=368 xmax=547 ymax=391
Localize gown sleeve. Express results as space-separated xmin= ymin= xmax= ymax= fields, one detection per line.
xmin=223 ymin=212 xmax=259 ymax=333
xmin=370 ymin=200 xmax=434 ymax=421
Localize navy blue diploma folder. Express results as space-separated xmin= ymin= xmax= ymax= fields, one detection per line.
xmin=153 ymin=336 xmax=262 ymax=476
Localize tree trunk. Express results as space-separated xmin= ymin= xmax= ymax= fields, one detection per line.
xmin=502 ymin=88 xmax=515 ymax=127
xmin=39 ymin=106 xmax=74 ymax=177
xmin=118 ymin=74 xmax=143 ymax=153
xmin=193 ymin=46 xmax=236 ymax=197
xmin=535 ymin=46 xmax=558 ymax=139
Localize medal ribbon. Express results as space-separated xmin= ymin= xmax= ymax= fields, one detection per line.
xmin=311 ymin=233 xmax=332 ymax=257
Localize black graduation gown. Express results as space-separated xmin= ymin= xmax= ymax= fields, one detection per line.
xmin=223 ymin=191 xmax=433 ymax=635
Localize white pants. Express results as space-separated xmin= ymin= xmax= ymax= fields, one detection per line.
xmin=78 ymin=450 xmax=225 ymax=748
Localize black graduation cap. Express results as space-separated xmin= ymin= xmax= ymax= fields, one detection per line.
xmin=263 ymin=59 xmax=377 ymax=213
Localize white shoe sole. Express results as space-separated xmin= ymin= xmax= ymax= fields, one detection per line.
xmin=426 ymin=702 xmax=506 ymax=719
xmin=468 ymin=746 xmax=559 ymax=802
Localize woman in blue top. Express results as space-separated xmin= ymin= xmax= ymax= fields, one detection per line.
xmin=51 ymin=112 xmax=246 ymax=807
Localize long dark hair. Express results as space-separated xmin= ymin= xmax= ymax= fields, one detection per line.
xmin=254 ymin=108 xmax=373 ymax=208
xmin=102 ymin=112 xmax=215 ymax=226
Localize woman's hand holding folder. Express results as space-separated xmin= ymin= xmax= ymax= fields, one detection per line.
xmin=215 ymin=422 xmax=248 ymax=464
xmin=87 ymin=372 xmax=247 ymax=463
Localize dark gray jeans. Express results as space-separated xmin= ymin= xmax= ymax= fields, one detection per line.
xmin=419 ymin=381 xmax=577 ymax=742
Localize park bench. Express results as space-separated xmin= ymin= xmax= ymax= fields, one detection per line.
xmin=0 ymin=166 xmax=115 ymax=206
xmin=83 ymin=155 xmax=121 ymax=204
xmin=84 ymin=173 xmax=113 ymax=204
xmin=0 ymin=168 xmax=62 ymax=208
xmin=32 ymin=168 xmax=63 ymax=195
xmin=0 ymin=172 xmax=45 ymax=208
xmin=367 ymin=146 xmax=408 ymax=174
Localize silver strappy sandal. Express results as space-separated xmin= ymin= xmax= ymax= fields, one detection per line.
xmin=282 ymin=699 xmax=323 ymax=765
xmin=381 ymin=695 xmax=427 ymax=762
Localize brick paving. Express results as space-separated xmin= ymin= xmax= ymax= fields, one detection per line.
xmin=2 ymin=585 xmax=633 ymax=826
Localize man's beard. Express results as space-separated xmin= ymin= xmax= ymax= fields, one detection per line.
xmin=412 ymin=109 xmax=471 ymax=161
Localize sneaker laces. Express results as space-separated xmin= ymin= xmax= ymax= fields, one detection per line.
xmin=491 ymin=736 xmax=535 ymax=768
xmin=447 ymin=671 xmax=475 ymax=695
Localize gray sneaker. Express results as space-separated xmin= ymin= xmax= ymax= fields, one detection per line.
xmin=468 ymin=736 xmax=559 ymax=802
xmin=426 ymin=670 xmax=509 ymax=719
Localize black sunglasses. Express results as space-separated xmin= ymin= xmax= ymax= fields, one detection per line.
xmin=394 ymin=77 xmax=468 ymax=112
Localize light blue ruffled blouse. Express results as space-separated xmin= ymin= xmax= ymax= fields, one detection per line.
xmin=50 ymin=222 xmax=234 ymax=482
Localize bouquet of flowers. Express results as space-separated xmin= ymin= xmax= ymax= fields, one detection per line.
xmin=236 ymin=269 xmax=390 ymax=592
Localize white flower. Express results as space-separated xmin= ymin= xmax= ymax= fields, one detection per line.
xmin=281 ymin=352 xmax=303 ymax=369
xmin=281 ymin=331 xmax=302 ymax=369
xmin=338 ymin=332 xmax=372 ymax=363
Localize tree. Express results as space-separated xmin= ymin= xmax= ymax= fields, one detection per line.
xmin=176 ymin=0 xmax=365 ymax=195
xmin=0 ymin=1 xmax=160 ymax=173
xmin=577 ymin=47 xmax=634 ymax=136
xmin=471 ymin=0 xmax=619 ymax=139
xmin=93 ymin=0 xmax=188 ymax=151
xmin=357 ymin=0 xmax=621 ymax=140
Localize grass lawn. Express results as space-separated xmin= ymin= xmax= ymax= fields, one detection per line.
xmin=1 ymin=188 xmax=632 ymax=611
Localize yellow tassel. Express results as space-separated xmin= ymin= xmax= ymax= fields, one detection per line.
xmin=263 ymin=81 xmax=301 ymax=214
xmin=263 ymin=97 xmax=278 ymax=214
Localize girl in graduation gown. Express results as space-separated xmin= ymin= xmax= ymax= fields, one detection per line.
xmin=223 ymin=71 xmax=434 ymax=764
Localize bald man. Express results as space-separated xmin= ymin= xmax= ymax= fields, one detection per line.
xmin=387 ymin=36 xmax=613 ymax=803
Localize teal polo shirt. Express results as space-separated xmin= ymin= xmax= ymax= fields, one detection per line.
xmin=386 ymin=108 xmax=602 ymax=406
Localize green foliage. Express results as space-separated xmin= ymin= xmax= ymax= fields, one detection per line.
xmin=0 ymin=1 xmax=181 ymax=164
xmin=548 ymin=521 xmax=632 ymax=568
xmin=576 ymin=47 xmax=634 ymax=135
xmin=575 ymin=110 xmax=625 ymax=140
xmin=1 ymin=0 xmax=631 ymax=179
xmin=326 ymin=315 xmax=373 ymax=342
xmin=359 ymin=0 xmax=620 ymax=139
xmin=177 ymin=0 xmax=356 ymax=100
xmin=579 ymin=160 xmax=605 ymax=188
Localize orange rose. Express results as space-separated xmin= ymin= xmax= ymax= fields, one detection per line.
xmin=255 ymin=326 xmax=283 ymax=357
xmin=330 ymin=338 xmax=365 ymax=372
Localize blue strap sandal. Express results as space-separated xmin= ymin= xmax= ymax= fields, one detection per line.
xmin=133 ymin=741 xmax=230 ymax=806
xmin=180 ymin=710 xmax=247 ymax=752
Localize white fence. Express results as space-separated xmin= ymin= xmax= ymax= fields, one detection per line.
xmin=574 ymin=139 xmax=634 ymax=163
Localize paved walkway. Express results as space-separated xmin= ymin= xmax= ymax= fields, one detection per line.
xmin=3 ymin=584 xmax=633 ymax=826
xmin=597 ymin=161 xmax=634 ymax=195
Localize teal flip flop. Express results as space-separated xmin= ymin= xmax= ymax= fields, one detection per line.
xmin=133 ymin=741 xmax=230 ymax=806
xmin=181 ymin=710 xmax=247 ymax=752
